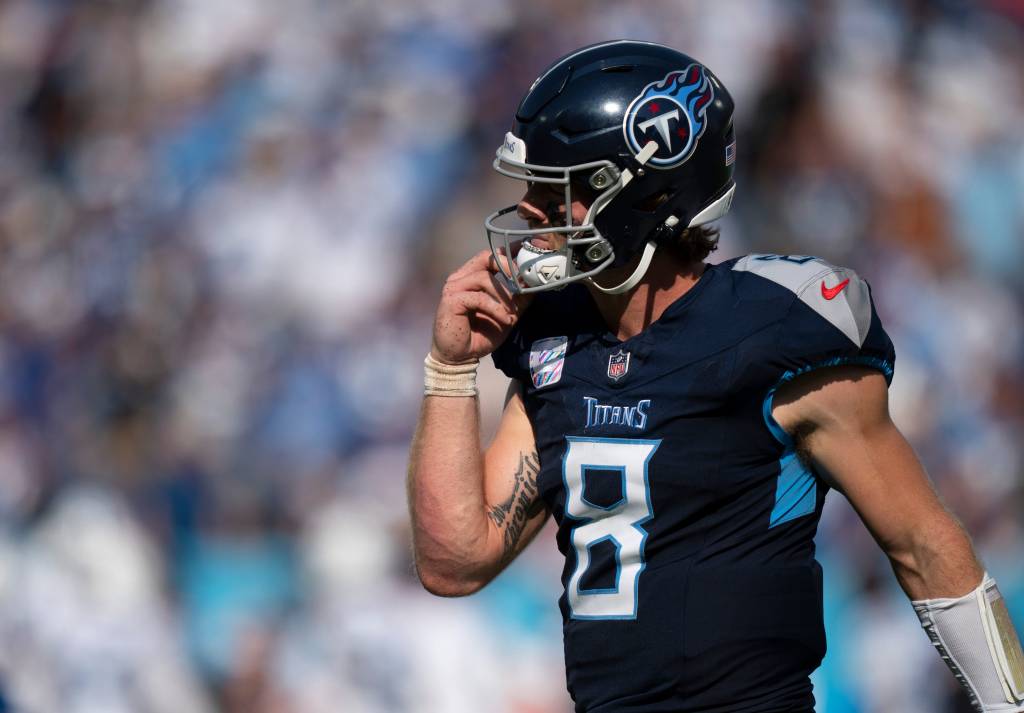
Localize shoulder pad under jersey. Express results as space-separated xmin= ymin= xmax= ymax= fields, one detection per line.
xmin=732 ymin=253 xmax=895 ymax=385
xmin=732 ymin=254 xmax=873 ymax=348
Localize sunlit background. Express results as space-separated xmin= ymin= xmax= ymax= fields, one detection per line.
xmin=0 ymin=0 xmax=1021 ymax=711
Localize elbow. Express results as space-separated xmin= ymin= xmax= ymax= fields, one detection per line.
xmin=413 ymin=559 xmax=492 ymax=598
xmin=418 ymin=574 xmax=486 ymax=598
xmin=409 ymin=524 xmax=501 ymax=597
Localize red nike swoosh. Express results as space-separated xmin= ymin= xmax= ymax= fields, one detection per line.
xmin=821 ymin=278 xmax=850 ymax=300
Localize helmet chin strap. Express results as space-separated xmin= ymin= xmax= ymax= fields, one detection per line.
xmin=588 ymin=208 xmax=681 ymax=295
xmin=587 ymin=141 xmax=664 ymax=296
xmin=588 ymin=240 xmax=658 ymax=295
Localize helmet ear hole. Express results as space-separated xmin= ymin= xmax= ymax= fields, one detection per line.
xmin=633 ymin=190 xmax=672 ymax=213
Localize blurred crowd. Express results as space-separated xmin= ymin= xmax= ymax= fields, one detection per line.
xmin=0 ymin=0 xmax=1021 ymax=711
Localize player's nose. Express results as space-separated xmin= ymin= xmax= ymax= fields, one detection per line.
xmin=517 ymin=184 xmax=555 ymax=224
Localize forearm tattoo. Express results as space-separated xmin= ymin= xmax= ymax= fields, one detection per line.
xmin=487 ymin=451 xmax=543 ymax=560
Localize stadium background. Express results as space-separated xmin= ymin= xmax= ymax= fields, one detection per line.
xmin=0 ymin=0 xmax=1021 ymax=711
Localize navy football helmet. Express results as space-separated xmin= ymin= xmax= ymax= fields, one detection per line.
xmin=485 ymin=40 xmax=736 ymax=293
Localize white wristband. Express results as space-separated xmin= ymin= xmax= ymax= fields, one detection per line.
xmin=424 ymin=353 xmax=479 ymax=397
xmin=913 ymin=574 xmax=1024 ymax=712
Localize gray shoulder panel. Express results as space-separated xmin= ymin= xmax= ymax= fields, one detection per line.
xmin=732 ymin=254 xmax=872 ymax=346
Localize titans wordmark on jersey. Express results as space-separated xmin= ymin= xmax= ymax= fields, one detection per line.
xmin=492 ymin=255 xmax=895 ymax=713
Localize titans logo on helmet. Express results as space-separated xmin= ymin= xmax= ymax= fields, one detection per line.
xmin=623 ymin=65 xmax=714 ymax=169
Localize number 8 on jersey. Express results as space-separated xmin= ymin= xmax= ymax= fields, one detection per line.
xmin=562 ymin=437 xmax=662 ymax=619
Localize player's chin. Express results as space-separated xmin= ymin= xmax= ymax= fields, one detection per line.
xmin=588 ymin=266 xmax=626 ymax=290
xmin=589 ymin=252 xmax=642 ymax=289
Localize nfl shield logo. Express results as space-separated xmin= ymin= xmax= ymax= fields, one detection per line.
xmin=529 ymin=336 xmax=568 ymax=389
xmin=607 ymin=349 xmax=630 ymax=381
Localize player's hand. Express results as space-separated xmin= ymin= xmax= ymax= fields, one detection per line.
xmin=431 ymin=250 xmax=532 ymax=364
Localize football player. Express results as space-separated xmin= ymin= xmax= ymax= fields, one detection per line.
xmin=408 ymin=40 xmax=1024 ymax=712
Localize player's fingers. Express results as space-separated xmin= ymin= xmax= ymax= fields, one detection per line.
xmin=445 ymin=271 xmax=517 ymax=312
xmin=512 ymin=289 xmax=534 ymax=314
xmin=486 ymin=249 xmax=517 ymax=280
xmin=449 ymin=248 xmax=518 ymax=286
xmin=489 ymin=250 xmax=536 ymax=311
xmin=449 ymin=249 xmax=496 ymax=280
xmin=485 ymin=251 xmax=537 ymax=313
xmin=446 ymin=248 xmax=531 ymax=312
xmin=452 ymin=291 xmax=516 ymax=326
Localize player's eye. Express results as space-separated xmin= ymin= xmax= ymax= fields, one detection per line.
xmin=570 ymin=180 xmax=598 ymax=201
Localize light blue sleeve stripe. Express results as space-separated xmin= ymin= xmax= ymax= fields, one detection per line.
xmin=761 ymin=357 xmax=893 ymax=528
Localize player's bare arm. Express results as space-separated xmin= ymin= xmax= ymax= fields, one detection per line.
xmin=774 ymin=365 xmax=1024 ymax=711
xmin=408 ymin=250 xmax=548 ymax=597
xmin=484 ymin=416 xmax=545 ymax=561
xmin=772 ymin=364 xmax=982 ymax=599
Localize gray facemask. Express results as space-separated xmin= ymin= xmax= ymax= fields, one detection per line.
xmin=483 ymin=132 xmax=629 ymax=294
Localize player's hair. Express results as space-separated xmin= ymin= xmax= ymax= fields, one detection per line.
xmin=667 ymin=225 xmax=720 ymax=264
xmin=633 ymin=189 xmax=720 ymax=264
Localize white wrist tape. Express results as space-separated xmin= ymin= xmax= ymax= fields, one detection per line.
xmin=913 ymin=574 xmax=1024 ymax=712
xmin=423 ymin=353 xmax=479 ymax=397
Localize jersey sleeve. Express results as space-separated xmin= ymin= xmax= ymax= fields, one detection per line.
xmin=733 ymin=254 xmax=896 ymax=384
xmin=732 ymin=254 xmax=896 ymax=450
xmin=777 ymin=268 xmax=895 ymax=384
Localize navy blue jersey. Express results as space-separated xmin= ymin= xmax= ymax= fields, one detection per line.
xmin=492 ymin=254 xmax=895 ymax=713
